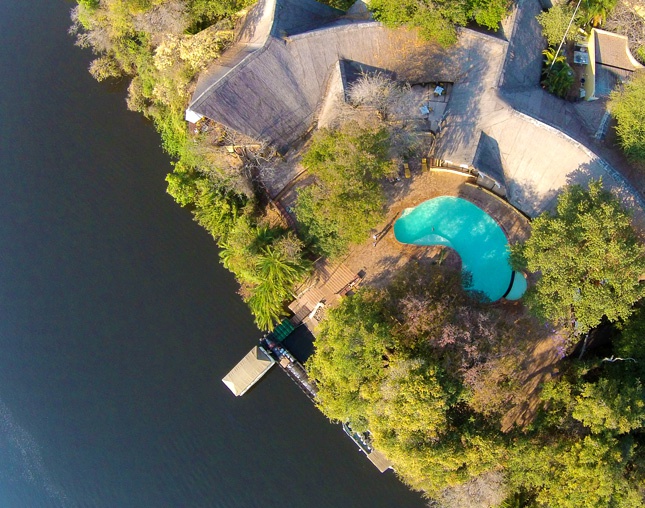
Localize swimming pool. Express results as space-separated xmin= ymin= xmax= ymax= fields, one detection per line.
xmin=393 ymin=196 xmax=526 ymax=301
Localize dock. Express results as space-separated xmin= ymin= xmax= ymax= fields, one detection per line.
xmin=222 ymin=346 xmax=275 ymax=396
xmin=343 ymin=423 xmax=393 ymax=473
xmin=222 ymin=322 xmax=393 ymax=472
xmin=288 ymin=259 xmax=362 ymax=331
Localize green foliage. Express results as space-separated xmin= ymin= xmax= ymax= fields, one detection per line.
xmin=541 ymin=47 xmax=574 ymax=98
xmin=166 ymin=165 xmax=310 ymax=331
xmin=609 ymin=71 xmax=645 ymax=162
xmin=308 ymin=264 xmax=522 ymax=494
xmin=507 ymin=435 xmax=642 ymax=508
xmin=310 ymin=260 xmax=645 ymax=500
xmin=512 ymin=179 xmax=645 ymax=334
xmin=583 ymin=0 xmax=618 ymax=27
xmin=616 ymin=306 xmax=645 ymax=364
xmin=307 ymin=289 xmax=394 ymax=427
xmin=72 ymin=0 xmax=309 ymax=330
xmin=78 ymin=0 xmax=99 ymax=11
xmin=295 ymin=124 xmax=392 ymax=257
xmin=317 ymin=0 xmax=355 ymax=10
xmin=72 ymin=0 xmax=237 ymax=169
xmin=572 ymin=377 xmax=645 ymax=434
xmin=166 ymin=163 xmax=246 ymax=241
xmin=244 ymin=242 xmax=312 ymax=330
xmin=638 ymin=47 xmax=645 ymax=65
xmin=471 ymin=0 xmax=509 ymax=30
xmin=536 ymin=4 xmax=580 ymax=47
xmin=188 ymin=0 xmax=251 ymax=22
xmin=371 ymin=359 xmax=451 ymax=446
xmin=369 ymin=0 xmax=510 ymax=47
xmin=220 ymin=219 xmax=312 ymax=330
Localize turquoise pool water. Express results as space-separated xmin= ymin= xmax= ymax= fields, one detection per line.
xmin=393 ymin=196 xmax=526 ymax=301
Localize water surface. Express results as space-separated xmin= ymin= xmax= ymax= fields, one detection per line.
xmin=394 ymin=196 xmax=526 ymax=301
xmin=0 ymin=2 xmax=425 ymax=506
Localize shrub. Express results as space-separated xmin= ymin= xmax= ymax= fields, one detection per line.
xmin=609 ymin=71 xmax=645 ymax=161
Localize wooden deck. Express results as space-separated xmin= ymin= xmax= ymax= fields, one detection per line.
xmin=288 ymin=259 xmax=360 ymax=332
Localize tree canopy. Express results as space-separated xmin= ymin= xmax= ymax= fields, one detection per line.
xmin=295 ymin=123 xmax=394 ymax=258
xmin=512 ymin=179 xmax=645 ymax=334
xmin=166 ymin=165 xmax=311 ymax=331
xmin=308 ymin=261 xmax=645 ymax=505
xmin=309 ymin=264 xmax=534 ymax=496
xmin=536 ymin=4 xmax=581 ymax=47
xmin=541 ymin=47 xmax=575 ymax=98
xmin=368 ymin=0 xmax=510 ymax=46
xmin=610 ymin=71 xmax=645 ymax=162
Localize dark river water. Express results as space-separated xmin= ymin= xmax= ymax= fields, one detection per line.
xmin=0 ymin=1 xmax=425 ymax=507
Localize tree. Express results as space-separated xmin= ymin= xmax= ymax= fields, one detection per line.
xmin=512 ymin=179 xmax=645 ymax=334
xmin=246 ymin=244 xmax=313 ymax=330
xmin=219 ymin=218 xmax=311 ymax=330
xmin=572 ymin=377 xmax=645 ymax=434
xmin=370 ymin=358 xmax=450 ymax=446
xmin=609 ymin=71 xmax=645 ymax=161
xmin=306 ymin=289 xmax=394 ymax=427
xmin=616 ymin=305 xmax=645 ymax=365
xmin=537 ymin=4 xmax=581 ymax=47
xmin=295 ymin=123 xmax=393 ymax=257
xmin=541 ymin=47 xmax=575 ymax=98
xmin=368 ymin=0 xmax=510 ymax=47
xmin=471 ymin=0 xmax=509 ymax=31
xmin=583 ymin=0 xmax=618 ymax=27
xmin=507 ymin=435 xmax=643 ymax=508
xmin=347 ymin=72 xmax=406 ymax=121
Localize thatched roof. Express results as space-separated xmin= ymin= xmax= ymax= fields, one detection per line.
xmin=187 ymin=0 xmax=458 ymax=150
xmin=222 ymin=346 xmax=275 ymax=396
xmin=594 ymin=28 xmax=644 ymax=71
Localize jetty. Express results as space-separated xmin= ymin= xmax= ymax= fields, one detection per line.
xmin=222 ymin=317 xmax=392 ymax=473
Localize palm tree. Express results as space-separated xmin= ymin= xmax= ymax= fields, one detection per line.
xmin=245 ymin=246 xmax=312 ymax=331
xmin=584 ymin=0 xmax=617 ymax=27
xmin=542 ymin=48 xmax=575 ymax=98
xmin=542 ymin=47 xmax=566 ymax=69
xmin=257 ymin=246 xmax=311 ymax=287
xmin=246 ymin=283 xmax=287 ymax=331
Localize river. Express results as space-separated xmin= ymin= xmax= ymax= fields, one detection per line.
xmin=0 ymin=1 xmax=425 ymax=507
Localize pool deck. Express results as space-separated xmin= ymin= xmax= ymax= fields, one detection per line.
xmin=342 ymin=171 xmax=530 ymax=289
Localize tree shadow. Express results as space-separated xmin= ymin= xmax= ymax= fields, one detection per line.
xmin=473 ymin=131 xmax=508 ymax=194
xmin=435 ymin=31 xmax=508 ymax=164
xmin=505 ymin=179 xmax=559 ymax=218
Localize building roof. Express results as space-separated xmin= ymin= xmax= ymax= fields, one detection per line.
xmin=270 ymin=0 xmax=344 ymax=37
xmin=222 ymin=346 xmax=275 ymax=396
xmin=594 ymin=28 xmax=644 ymax=71
xmin=187 ymin=0 xmax=458 ymax=151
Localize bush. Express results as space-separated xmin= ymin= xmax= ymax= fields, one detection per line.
xmin=369 ymin=0 xmax=510 ymax=47
xmin=609 ymin=71 xmax=645 ymax=161
xmin=536 ymin=4 xmax=580 ymax=47
xmin=511 ymin=179 xmax=645 ymax=334
xmin=541 ymin=47 xmax=574 ymax=98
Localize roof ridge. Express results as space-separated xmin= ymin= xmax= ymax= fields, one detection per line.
xmin=188 ymin=0 xmax=346 ymax=115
